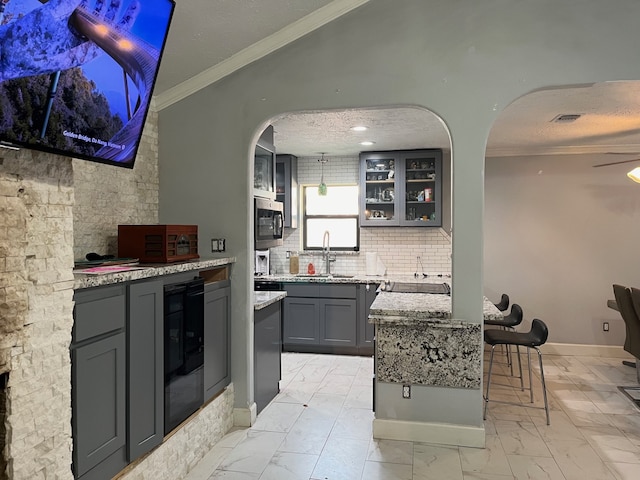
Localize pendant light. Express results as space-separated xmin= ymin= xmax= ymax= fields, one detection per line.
xmin=318 ymin=153 xmax=328 ymax=196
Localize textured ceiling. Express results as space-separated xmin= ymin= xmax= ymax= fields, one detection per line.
xmin=272 ymin=82 xmax=640 ymax=158
xmin=272 ymin=107 xmax=450 ymax=157
xmin=155 ymin=1 xmax=640 ymax=161
xmin=155 ymin=0 xmax=334 ymax=94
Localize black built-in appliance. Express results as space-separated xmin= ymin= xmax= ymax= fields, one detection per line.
xmin=163 ymin=277 xmax=204 ymax=435
xmin=255 ymin=197 xmax=284 ymax=249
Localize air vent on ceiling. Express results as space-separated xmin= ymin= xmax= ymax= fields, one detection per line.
xmin=551 ymin=114 xmax=582 ymax=123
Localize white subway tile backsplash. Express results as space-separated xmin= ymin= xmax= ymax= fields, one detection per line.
xmin=269 ymin=155 xmax=451 ymax=276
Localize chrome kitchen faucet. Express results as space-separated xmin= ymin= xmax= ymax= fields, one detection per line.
xmin=322 ymin=230 xmax=336 ymax=275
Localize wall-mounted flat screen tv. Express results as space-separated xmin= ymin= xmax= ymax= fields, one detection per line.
xmin=0 ymin=0 xmax=175 ymax=168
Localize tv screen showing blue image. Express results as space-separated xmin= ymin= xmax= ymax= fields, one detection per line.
xmin=0 ymin=0 xmax=175 ymax=168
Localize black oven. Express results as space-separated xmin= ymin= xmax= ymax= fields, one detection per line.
xmin=255 ymin=197 xmax=284 ymax=249
xmin=163 ymin=277 xmax=204 ymax=435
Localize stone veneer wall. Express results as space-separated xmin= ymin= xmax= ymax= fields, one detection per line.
xmin=0 ymin=150 xmax=75 ymax=479
xmin=118 ymin=387 xmax=234 ymax=480
xmin=72 ymin=107 xmax=159 ymax=261
xmin=269 ymin=155 xmax=452 ymax=275
xmin=0 ymin=107 xmax=233 ymax=479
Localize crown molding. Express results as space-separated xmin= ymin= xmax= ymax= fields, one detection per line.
xmin=154 ymin=0 xmax=370 ymax=111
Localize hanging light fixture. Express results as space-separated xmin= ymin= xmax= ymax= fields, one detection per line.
xmin=318 ymin=153 xmax=328 ymax=196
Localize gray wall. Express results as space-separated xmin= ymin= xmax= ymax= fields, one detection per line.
xmin=485 ymin=154 xmax=640 ymax=345
xmin=158 ymin=0 xmax=640 ymax=419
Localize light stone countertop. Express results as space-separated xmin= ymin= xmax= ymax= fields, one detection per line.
xmin=254 ymin=291 xmax=287 ymax=310
xmin=371 ymin=293 xmax=500 ymax=389
xmin=255 ymin=273 xmax=451 ymax=285
xmin=73 ymin=257 xmax=236 ymax=289
xmin=370 ymin=292 xmax=502 ymax=325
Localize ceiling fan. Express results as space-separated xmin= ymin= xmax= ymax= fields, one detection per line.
xmin=592 ymin=153 xmax=640 ymax=182
xmin=592 ymin=158 xmax=640 ymax=168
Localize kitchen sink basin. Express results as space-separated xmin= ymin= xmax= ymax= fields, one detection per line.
xmin=382 ymin=282 xmax=450 ymax=294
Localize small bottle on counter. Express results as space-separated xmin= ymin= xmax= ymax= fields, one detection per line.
xmin=289 ymin=251 xmax=299 ymax=274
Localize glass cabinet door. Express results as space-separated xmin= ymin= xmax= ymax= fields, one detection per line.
xmin=254 ymin=143 xmax=275 ymax=197
xmin=402 ymin=151 xmax=441 ymax=226
xmin=361 ymin=154 xmax=399 ymax=225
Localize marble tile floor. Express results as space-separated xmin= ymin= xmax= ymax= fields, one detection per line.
xmin=185 ymin=351 xmax=640 ymax=480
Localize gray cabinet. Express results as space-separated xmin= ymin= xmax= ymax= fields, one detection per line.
xmin=320 ymin=298 xmax=357 ymax=346
xmin=357 ymin=284 xmax=378 ymax=351
xmin=282 ymin=283 xmax=358 ymax=352
xmin=254 ymin=301 xmax=282 ymax=413
xmin=276 ymin=154 xmax=298 ymax=228
xmin=72 ymin=285 xmax=127 ymax=480
xmin=283 ymin=297 xmax=320 ymax=345
xmin=360 ymin=149 xmax=443 ymax=227
xmin=72 ymin=267 xmax=233 ymax=479
xmin=127 ymin=279 xmax=163 ymax=462
xmin=204 ymin=280 xmax=231 ymax=402
xmin=254 ymin=125 xmax=276 ymax=199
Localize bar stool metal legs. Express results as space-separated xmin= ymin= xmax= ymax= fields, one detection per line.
xmin=483 ymin=318 xmax=550 ymax=425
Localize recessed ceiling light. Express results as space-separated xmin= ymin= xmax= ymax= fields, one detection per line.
xmin=351 ymin=126 xmax=368 ymax=131
xmin=360 ymin=141 xmax=375 ymax=146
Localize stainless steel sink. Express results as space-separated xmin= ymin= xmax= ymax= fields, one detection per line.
xmin=383 ymin=282 xmax=450 ymax=294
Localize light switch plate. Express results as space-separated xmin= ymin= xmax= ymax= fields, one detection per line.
xmin=211 ymin=238 xmax=226 ymax=252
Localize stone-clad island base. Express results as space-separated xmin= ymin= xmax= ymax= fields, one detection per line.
xmin=376 ymin=322 xmax=482 ymax=388
xmin=369 ymin=292 xmax=502 ymax=448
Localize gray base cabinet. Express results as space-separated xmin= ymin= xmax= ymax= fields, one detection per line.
xmin=127 ymin=279 xmax=163 ymax=461
xmin=254 ymin=301 xmax=282 ymax=413
xmin=320 ymin=298 xmax=357 ymax=346
xmin=283 ymin=297 xmax=320 ymax=345
xmin=72 ymin=269 xmax=232 ymax=480
xmin=283 ymin=283 xmax=375 ymax=354
xmin=358 ymin=284 xmax=378 ymax=349
xmin=72 ymin=285 xmax=127 ymax=480
xmin=204 ymin=280 xmax=231 ymax=402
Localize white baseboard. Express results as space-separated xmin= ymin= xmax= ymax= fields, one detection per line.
xmin=373 ymin=418 xmax=485 ymax=448
xmin=541 ymin=342 xmax=635 ymax=359
xmin=233 ymin=403 xmax=257 ymax=427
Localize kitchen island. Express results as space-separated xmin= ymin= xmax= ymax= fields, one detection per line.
xmin=370 ymin=290 xmax=501 ymax=448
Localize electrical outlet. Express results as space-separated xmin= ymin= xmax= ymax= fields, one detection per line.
xmin=603 ymin=322 xmax=609 ymax=332
xmin=402 ymin=384 xmax=411 ymax=399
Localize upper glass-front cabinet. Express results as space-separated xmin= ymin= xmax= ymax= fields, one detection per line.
xmin=360 ymin=149 xmax=442 ymax=227
xmin=254 ymin=126 xmax=276 ymax=199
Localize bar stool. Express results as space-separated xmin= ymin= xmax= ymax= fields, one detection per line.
xmin=485 ymin=304 xmax=524 ymax=377
xmin=483 ymin=318 xmax=550 ymax=425
xmin=493 ymin=293 xmax=510 ymax=312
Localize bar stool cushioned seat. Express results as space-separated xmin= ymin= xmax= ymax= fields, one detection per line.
xmin=485 ymin=303 xmax=522 ymax=328
xmin=484 ymin=318 xmax=550 ymax=425
xmin=493 ymin=293 xmax=510 ymax=312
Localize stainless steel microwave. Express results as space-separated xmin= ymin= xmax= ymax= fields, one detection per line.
xmin=255 ymin=197 xmax=284 ymax=249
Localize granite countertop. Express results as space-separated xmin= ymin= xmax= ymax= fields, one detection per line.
xmin=255 ymin=273 xmax=451 ymax=285
xmin=370 ymin=292 xmax=502 ymax=326
xmin=73 ymin=257 xmax=236 ymax=289
xmin=254 ymin=291 xmax=287 ymax=310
